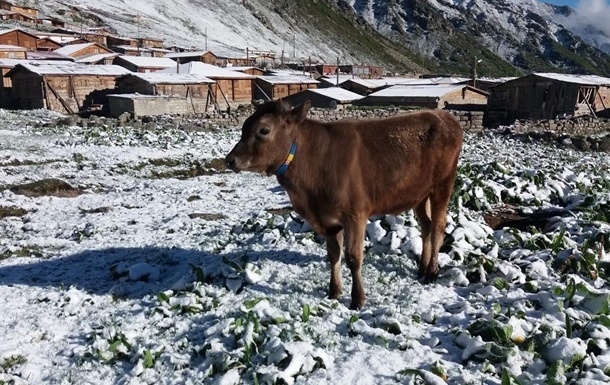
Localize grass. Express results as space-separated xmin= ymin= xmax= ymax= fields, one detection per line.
xmin=0 ymin=355 xmax=27 ymax=372
xmin=0 ymin=206 xmax=28 ymax=220
xmin=0 ymin=246 xmax=44 ymax=261
xmin=8 ymin=179 xmax=84 ymax=198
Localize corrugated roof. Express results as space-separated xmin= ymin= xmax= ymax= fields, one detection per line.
xmin=7 ymin=62 xmax=131 ymax=76
xmin=165 ymin=50 xmax=207 ymax=58
xmin=159 ymin=62 xmax=255 ymax=79
xmin=124 ymin=73 xmax=214 ymax=84
xmin=0 ymin=59 xmax=74 ymax=68
xmin=115 ymin=55 xmax=177 ymax=68
xmin=257 ymin=75 xmax=318 ymax=85
xmin=75 ymin=53 xmax=120 ymax=63
xmin=318 ymin=75 xmax=354 ymax=86
xmin=368 ymin=84 xmax=465 ymax=98
xmin=534 ymin=73 xmax=610 ymax=85
xmin=308 ymin=87 xmax=363 ymax=102
xmin=54 ymin=43 xmax=97 ymax=57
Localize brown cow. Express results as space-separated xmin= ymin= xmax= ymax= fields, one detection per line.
xmin=225 ymin=100 xmax=463 ymax=309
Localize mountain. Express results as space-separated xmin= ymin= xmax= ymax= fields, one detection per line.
xmin=26 ymin=0 xmax=610 ymax=76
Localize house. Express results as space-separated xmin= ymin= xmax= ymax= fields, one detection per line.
xmin=159 ymin=62 xmax=255 ymax=108
xmin=26 ymin=51 xmax=73 ymax=61
xmin=35 ymin=32 xmax=81 ymax=45
xmin=112 ymin=73 xmax=216 ymax=116
xmin=0 ymin=10 xmax=36 ymax=23
xmin=340 ymin=77 xmax=423 ymax=95
xmin=5 ymin=62 xmax=130 ymax=113
xmin=35 ymin=17 xmax=65 ymax=28
xmin=253 ymin=75 xmax=318 ymax=101
xmin=317 ymin=74 xmax=355 ymax=88
xmin=54 ymin=43 xmax=114 ymax=61
xmin=0 ymin=59 xmax=74 ymax=107
xmin=280 ymin=87 xmax=364 ymax=109
xmin=146 ymin=47 xmax=173 ymax=58
xmin=0 ymin=28 xmax=38 ymax=50
xmin=75 ymin=52 xmax=119 ymax=65
xmin=165 ymin=50 xmax=218 ymax=65
xmin=486 ymin=73 xmax=610 ymax=125
xmin=0 ymin=1 xmax=38 ymax=18
xmin=80 ymin=33 xmax=108 ymax=47
xmin=35 ymin=37 xmax=63 ymax=51
xmin=355 ymin=84 xmax=489 ymax=110
xmin=107 ymin=36 xmax=138 ymax=47
xmin=112 ymin=45 xmax=152 ymax=57
xmin=113 ymin=55 xmax=177 ymax=73
xmin=137 ymin=37 xmax=164 ymax=49
xmin=0 ymin=44 xmax=26 ymax=59
xmin=315 ymin=64 xmax=338 ymax=76
xmin=228 ymin=66 xmax=266 ymax=76
xmin=338 ymin=64 xmax=385 ymax=79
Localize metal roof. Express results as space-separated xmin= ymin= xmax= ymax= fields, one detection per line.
xmin=159 ymin=62 xmax=255 ymax=79
xmin=7 ymin=62 xmax=131 ymax=76
xmin=0 ymin=59 xmax=74 ymax=68
xmin=115 ymin=55 xmax=177 ymax=68
xmin=75 ymin=53 xmax=120 ymax=64
xmin=534 ymin=73 xmax=610 ymax=85
xmin=54 ymin=43 xmax=97 ymax=57
xmin=123 ymin=72 xmax=214 ymax=84
xmin=367 ymin=84 xmax=466 ymax=98
xmin=256 ymin=75 xmax=318 ymax=85
xmin=308 ymin=87 xmax=363 ymax=102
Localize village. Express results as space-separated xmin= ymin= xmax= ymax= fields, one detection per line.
xmin=1 ymin=0 xmax=610 ymax=130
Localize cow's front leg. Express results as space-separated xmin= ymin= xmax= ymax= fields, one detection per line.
xmin=344 ymin=216 xmax=367 ymax=309
xmin=326 ymin=229 xmax=344 ymax=300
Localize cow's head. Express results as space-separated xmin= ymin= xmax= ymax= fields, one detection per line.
xmin=225 ymin=99 xmax=311 ymax=176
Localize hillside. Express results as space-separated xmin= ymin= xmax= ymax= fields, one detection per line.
xmin=25 ymin=0 xmax=610 ymax=76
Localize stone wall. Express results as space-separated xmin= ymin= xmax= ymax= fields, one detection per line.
xmin=193 ymin=106 xmax=485 ymax=131
xmin=500 ymin=116 xmax=610 ymax=136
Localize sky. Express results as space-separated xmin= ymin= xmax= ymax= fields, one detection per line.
xmin=544 ymin=0 xmax=579 ymax=6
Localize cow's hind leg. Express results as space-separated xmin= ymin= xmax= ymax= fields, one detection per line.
xmin=424 ymin=180 xmax=454 ymax=283
xmin=326 ymin=229 xmax=344 ymax=300
xmin=414 ymin=197 xmax=432 ymax=280
xmin=344 ymin=216 xmax=367 ymax=309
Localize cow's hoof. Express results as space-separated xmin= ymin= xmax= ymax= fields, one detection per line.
xmin=328 ymin=290 xmax=342 ymax=300
xmin=423 ymin=271 xmax=438 ymax=284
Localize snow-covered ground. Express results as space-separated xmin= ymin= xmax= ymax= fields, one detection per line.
xmin=1 ymin=108 xmax=610 ymax=384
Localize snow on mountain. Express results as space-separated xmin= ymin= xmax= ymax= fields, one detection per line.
xmin=34 ymin=0 xmax=356 ymax=62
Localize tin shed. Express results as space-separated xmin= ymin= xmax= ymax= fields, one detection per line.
xmin=5 ymin=62 xmax=130 ymax=113
xmin=486 ymin=73 xmax=610 ymax=124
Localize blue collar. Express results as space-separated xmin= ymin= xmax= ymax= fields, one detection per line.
xmin=274 ymin=141 xmax=297 ymax=176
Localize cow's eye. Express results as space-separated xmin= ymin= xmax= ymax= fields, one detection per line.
xmin=258 ymin=126 xmax=270 ymax=136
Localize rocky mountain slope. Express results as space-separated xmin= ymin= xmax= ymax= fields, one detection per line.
xmin=25 ymin=0 xmax=610 ymax=76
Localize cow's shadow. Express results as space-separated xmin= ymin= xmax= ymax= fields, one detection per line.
xmin=0 ymin=246 xmax=324 ymax=299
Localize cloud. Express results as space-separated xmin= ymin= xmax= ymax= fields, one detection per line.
xmin=572 ymin=0 xmax=610 ymax=37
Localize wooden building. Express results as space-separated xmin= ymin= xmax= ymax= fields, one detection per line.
xmin=165 ymin=50 xmax=218 ymax=64
xmin=75 ymin=53 xmax=119 ymax=65
xmin=107 ymin=36 xmax=138 ymax=47
xmin=0 ymin=28 xmax=38 ymax=50
xmin=159 ymin=62 xmax=255 ymax=108
xmin=35 ymin=37 xmax=63 ymax=52
xmin=81 ymin=33 xmax=108 ymax=46
xmin=137 ymin=37 xmax=164 ymax=49
xmin=35 ymin=17 xmax=65 ymax=29
xmin=315 ymin=64 xmax=338 ymax=76
xmin=486 ymin=73 xmax=610 ymax=124
xmin=53 ymin=42 xmax=114 ymax=61
xmin=0 ymin=44 xmax=26 ymax=59
xmin=280 ymin=87 xmax=363 ymax=109
xmin=0 ymin=10 xmax=36 ymax=23
xmin=355 ymin=84 xmax=489 ymax=110
xmin=112 ymin=45 xmax=152 ymax=57
xmin=0 ymin=1 xmax=38 ymax=18
xmin=149 ymin=47 xmax=173 ymax=58
xmin=228 ymin=66 xmax=266 ymax=76
xmin=5 ymin=62 xmax=130 ymax=113
xmin=115 ymin=73 xmax=214 ymax=110
xmin=113 ymin=55 xmax=177 ymax=73
xmin=338 ymin=64 xmax=385 ymax=79
xmin=253 ymin=75 xmax=318 ymax=100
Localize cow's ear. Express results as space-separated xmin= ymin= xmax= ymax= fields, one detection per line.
xmin=290 ymin=100 xmax=311 ymax=123
xmin=276 ymin=98 xmax=290 ymax=112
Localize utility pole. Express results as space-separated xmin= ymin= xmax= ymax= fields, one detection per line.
xmin=336 ymin=56 xmax=339 ymax=87
xmin=473 ymin=56 xmax=482 ymax=88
